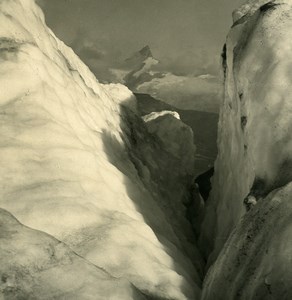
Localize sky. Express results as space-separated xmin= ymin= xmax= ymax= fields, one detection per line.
xmin=40 ymin=0 xmax=245 ymax=82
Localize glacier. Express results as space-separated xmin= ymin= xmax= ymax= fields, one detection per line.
xmin=0 ymin=208 xmax=145 ymax=300
xmin=0 ymin=0 xmax=202 ymax=299
xmin=200 ymin=0 xmax=292 ymax=299
xmin=1 ymin=0 xmax=292 ymax=299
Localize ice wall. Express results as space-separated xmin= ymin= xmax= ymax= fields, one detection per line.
xmin=0 ymin=0 xmax=202 ymax=298
xmin=202 ymin=183 xmax=292 ymax=299
xmin=200 ymin=0 xmax=292 ymax=298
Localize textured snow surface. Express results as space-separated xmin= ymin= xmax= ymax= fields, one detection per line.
xmin=200 ymin=1 xmax=292 ymax=298
xmin=0 ymin=0 xmax=202 ymax=299
xmin=233 ymin=0 xmax=280 ymax=22
xmin=202 ymin=183 xmax=292 ymax=300
xmin=142 ymin=110 xmax=181 ymax=122
xmin=0 ymin=209 xmax=145 ymax=300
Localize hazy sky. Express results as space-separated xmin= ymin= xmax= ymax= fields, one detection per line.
xmin=40 ymin=0 xmax=244 ymax=80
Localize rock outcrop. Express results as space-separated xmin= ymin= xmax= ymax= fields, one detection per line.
xmin=123 ymin=45 xmax=161 ymax=90
xmin=143 ymin=111 xmax=195 ymax=166
xmin=135 ymin=93 xmax=218 ymax=175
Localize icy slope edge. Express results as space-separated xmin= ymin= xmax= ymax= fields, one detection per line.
xmin=200 ymin=1 xmax=292 ymax=298
xmin=0 ymin=0 xmax=201 ymax=298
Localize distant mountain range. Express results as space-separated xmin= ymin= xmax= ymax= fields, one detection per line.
xmin=121 ymin=47 xmax=220 ymax=173
xmin=123 ymin=45 xmax=162 ymax=90
xmin=122 ymin=46 xmax=222 ymax=113
xmin=124 ymin=45 xmax=155 ymax=68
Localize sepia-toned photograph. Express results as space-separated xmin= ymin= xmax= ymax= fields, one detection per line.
xmin=0 ymin=0 xmax=291 ymax=299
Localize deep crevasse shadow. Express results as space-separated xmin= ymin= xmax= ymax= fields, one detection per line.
xmin=101 ymin=97 xmax=205 ymax=298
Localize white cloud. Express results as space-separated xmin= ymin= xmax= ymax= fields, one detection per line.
xmin=136 ymin=73 xmax=223 ymax=113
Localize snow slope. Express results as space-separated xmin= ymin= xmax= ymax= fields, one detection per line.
xmin=0 ymin=208 xmax=145 ymax=300
xmin=0 ymin=0 xmax=202 ymax=299
xmin=202 ymin=183 xmax=292 ymax=300
xmin=201 ymin=1 xmax=292 ymax=298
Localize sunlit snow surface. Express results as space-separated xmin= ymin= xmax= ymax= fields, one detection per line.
xmin=0 ymin=0 xmax=201 ymax=299
xmin=201 ymin=0 xmax=292 ymax=298
xmin=0 ymin=208 xmax=144 ymax=300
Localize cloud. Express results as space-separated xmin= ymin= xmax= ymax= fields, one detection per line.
xmin=42 ymin=0 xmax=244 ymax=82
xmin=136 ymin=73 xmax=223 ymax=113
xmin=68 ymin=31 xmax=123 ymax=82
xmin=154 ymin=47 xmax=221 ymax=77
xmin=79 ymin=46 xmax=105 ymax=61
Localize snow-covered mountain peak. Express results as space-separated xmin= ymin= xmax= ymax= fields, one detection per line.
xmin=123 ymin=45 xmax=160 ymax=90
xmin=125 ymin=45 xmax=156 ymax=68
xmin=139 ymin=45 xmax=153 ymax=56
